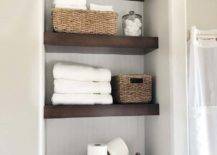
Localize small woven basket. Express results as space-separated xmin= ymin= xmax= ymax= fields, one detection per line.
xmin=52 ymin=8 xmax=118 ymax=35
xmin=112 ymin=74 xmax=152 ymax=104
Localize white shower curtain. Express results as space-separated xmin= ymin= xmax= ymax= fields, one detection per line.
xmin=188 ymin=27 xmax=217 ymax=155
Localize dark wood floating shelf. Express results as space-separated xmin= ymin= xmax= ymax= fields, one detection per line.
xmin=44 ymin=103 xmax=159 ymax=119
xmin=44 ymin=32 xmax=158 ymax=54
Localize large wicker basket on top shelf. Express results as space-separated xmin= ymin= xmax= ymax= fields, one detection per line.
xmin=112 ymin=74 xmax=152 ymax=104
xmin=52 ymin=8 xmax=118 ymax=35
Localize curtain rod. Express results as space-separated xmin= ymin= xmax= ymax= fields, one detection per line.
xmin=187 ymin=31 xmax=217 ymax=41
xmin=197 ymin=34 xmax=217 ymax=41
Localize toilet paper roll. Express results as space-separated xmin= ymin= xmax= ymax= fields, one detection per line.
xmin=107 ymin=137 xmax=129 ymax=155
xmin=87 ymin=143 xmax=107 ymax=155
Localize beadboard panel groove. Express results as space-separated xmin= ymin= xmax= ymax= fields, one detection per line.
xmin=46 ymin=117 xmax=145 ymax=155
xmin=45 ymin=53 xmax=147 ymax=155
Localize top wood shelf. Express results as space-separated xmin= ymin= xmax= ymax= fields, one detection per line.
xmin=44 ymin=32 xmax=158 ymax=55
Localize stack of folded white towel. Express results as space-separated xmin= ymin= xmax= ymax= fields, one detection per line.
xmin=89 ymin=4 xmax=113 ymax=11
xmin=54 ymin=0 xmax=87 ymax=10
xmin=52 ymin=63 xmax=113 ymax=105
xmin=53 ymin=0 xmax=114 ymax=11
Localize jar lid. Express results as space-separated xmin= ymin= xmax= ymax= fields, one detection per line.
xmin=129 ymin=11 xmax=135 ymax=15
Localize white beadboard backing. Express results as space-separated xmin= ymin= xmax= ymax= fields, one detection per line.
xmin=45 ymin=0 xmax=146 ymax=155
xmin=46 ymin=117 xmax=145 ymax=155
xmin=45 ymin=53 xmax=146 ymax=155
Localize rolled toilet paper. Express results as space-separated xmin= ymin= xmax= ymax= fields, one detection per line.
xmin=87 ymin=143 xmax=107 ymax=155
xmin=107 ymin=138 xmax=129 ymax=155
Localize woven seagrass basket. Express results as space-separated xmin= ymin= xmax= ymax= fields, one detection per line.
xmin=52 ymin=8 xmax=118 ymax=35
xmin=112 ymin=74 xmax=152 ymax=104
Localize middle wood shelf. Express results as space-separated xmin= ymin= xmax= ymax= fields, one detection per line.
xmin=44 ymin=103 xmax=159 ymax=119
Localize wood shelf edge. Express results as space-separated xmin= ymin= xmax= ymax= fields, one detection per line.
xmin=44 ymin=103 xmax=160 ymax=119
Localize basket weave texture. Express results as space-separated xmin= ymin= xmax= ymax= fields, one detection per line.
xmin=52 ymin=8 xmax=118 ymax=35
xmin=112 ymin=74 xmax=152 ymax=104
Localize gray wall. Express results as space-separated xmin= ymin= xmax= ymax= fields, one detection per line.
xmin=143 ymin=0 xmax=171 ymax=155
xmin=187 ymin=0 xmax=217 ymax=29
xmin=45 ymin=0 xmax=147 ymax=155
xmin=0 ymin=0 xmax=44 ymax=155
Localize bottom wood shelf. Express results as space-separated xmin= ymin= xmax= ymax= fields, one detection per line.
xmin=44 ymin=103 xmax=159 ymax=119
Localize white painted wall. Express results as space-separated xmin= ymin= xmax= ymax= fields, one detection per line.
xmin=169 ymin=0 xmax=187 ymax=155
xmin=187 ymin=0 xmax=217 ymax=29
xmin=0 ymin=0 xmax=44 ymax=155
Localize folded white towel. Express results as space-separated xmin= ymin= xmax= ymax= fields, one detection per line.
xmin=90 ymin=4 xmax=113 ymax=11
xmin=54 ymin=0 xmax=86 ymax=6
xmin=53 ymin=63 xmax=111 ymax=82
xmin=54 ymin=79 xmax=111 ymax=94
xmin=52 ymin=94 xmax=113 ymax=105
xmin=55 ymin=4 xmax=87 ymax=10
